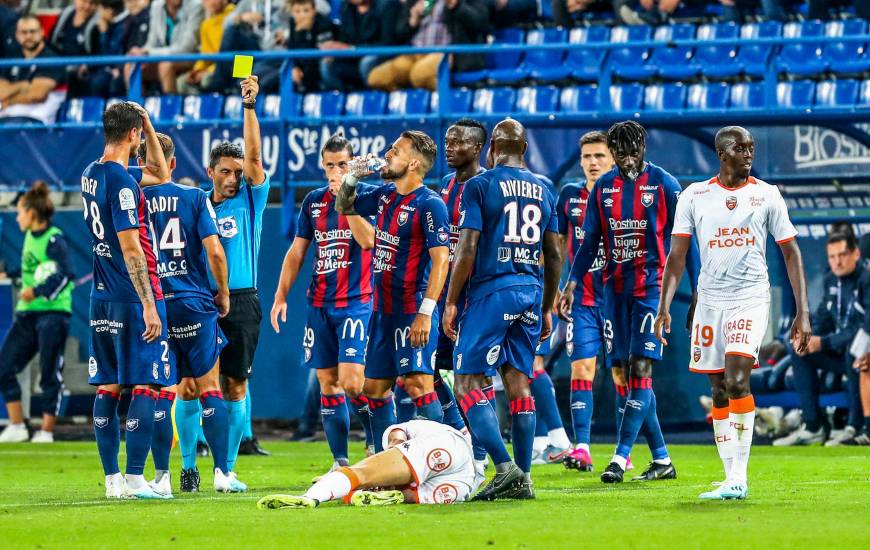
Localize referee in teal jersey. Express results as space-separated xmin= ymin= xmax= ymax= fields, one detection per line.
xmin=208 ymin=75 xmax=270 ymax=464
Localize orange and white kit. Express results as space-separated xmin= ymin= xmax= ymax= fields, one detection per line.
xmin=688 ymin=300 xmax=769 ymax=373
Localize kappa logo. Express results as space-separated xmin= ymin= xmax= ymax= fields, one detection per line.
xmin=486 ymin=345 xmax=501 ymax=365
xmin=94 ymin=416 xmax=109 ymax=428
xmin=126 ymin=419 xmax=139 ymax=431
xmin=426 ymin=448 xmax=453 ymax=472
xmin=88 ymin=357 xmax=98 ymax=378
xmin=641 ymin=192 xmax=654 ymax=208
xmin=398 ymin=211 xmax=409 ymax=226
xmin=154 ymin=410 xmax=166 ymax=421
xmin=202 ymin=407 xmax=215 ymax=418
xmin=432 ymin=483 xmax=459 ymax=504
xmin=726 ymin=196 xmax=738 ymax=210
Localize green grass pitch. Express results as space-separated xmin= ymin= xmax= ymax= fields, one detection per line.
xmin=1 ymin=441 xmax=868 ymax=549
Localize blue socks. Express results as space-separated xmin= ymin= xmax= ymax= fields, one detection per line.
xmin=93 ymin=389 xmax=121 ymax=475
xmin=530 ymin=371 xmax=562 ymax=433
xmin=176 ymin=398 xmax=202 ymax=471
xmin=350 ymin=395 xmax=374 ymax=447
xmin=200 ymin=391 xmax=230 ymax=474
xmin=226 ymin=398 xmax=246 ymax=472
xmin=367 ymin=394 xmax=396 ymax=453
xmin=642 ymin=392 xmax=669 ymax=461
xmin=125 ymin=388 xmax=157 ymax=476
xmin=150 ymin=390 xmax=175 ymax=472
xmin=413 ymin=391 xmax=444 ymax=423
xmin=394 ymin=383 xmax=416 ymax=422
xmin=571 ymin=379 xmax=594 ymax=446
xmin=434 ymin=374 xmax=466 ymax=431
xmin=460 ymin=388 xmax=511 ymax=466
xmin=243 ymin=391 xmax=254 ymax=441
xmin=510 ymin=396 xmax=536 ymax=473
xmin=321 ymin=393 xmax=350 ymax=463
xmin=615 ymin=377 xmax=653 ymax=459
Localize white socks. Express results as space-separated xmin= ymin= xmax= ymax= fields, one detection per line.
xmin=304 ymin=470 xmax=353 ymax=503
xmin=728 ymin=396 xmax=755 ymax=484
xmin=533 ymin=436 xmax=549 ymax=453
xmin=610 ymin=454 xmax=628 ymax=470
xmin=125 ymin=474 xmax=148 ymax=490
xmin=548 ymin=428 xmax=572 ymax=449
xmin=712 ymin=407 xmax=734 ymax=480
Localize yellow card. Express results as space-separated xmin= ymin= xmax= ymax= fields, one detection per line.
xmin=232 ymin=55 xmax=254 ymax=79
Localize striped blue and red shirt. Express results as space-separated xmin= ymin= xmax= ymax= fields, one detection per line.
xmin=437 ymin=168 xmax=484 ymax=304
xmin=297 ymin=186 xmax=374 ymax=308
xmin=569 ymin=162 xmax=681 ymax=299
xmin=557 ymin=182 xmax=604 ymax=307
xmin=355 ymin=182 xmax=450 ymax=315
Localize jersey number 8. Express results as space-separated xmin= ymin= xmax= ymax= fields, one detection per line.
xmin=82 ymin=198 xmax=105 ymax=240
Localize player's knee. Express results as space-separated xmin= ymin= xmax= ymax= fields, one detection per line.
xmin=710 ymin=382 xmax=728 ymax=409
xmin=401 ymin=374 xmax=432 ymax=398
xmin=502 ymin=368 xmax=531 ymax=400
xmin=337 ymin=365 xmax=364 ymax=397
xmin=225 ymin=378 xmax=247 ymax=401
xmin=363 ymin=378 xmax=392 ymax=399
xmin=610 ymin=367 xmax=627 ymax=387
xmin=571 ymin=359 xmax=596 ymax=381
xmin=628 ymin=357 xmax=652 ymax=378
xmin=724 ymin=370 xmax=751 ymax=398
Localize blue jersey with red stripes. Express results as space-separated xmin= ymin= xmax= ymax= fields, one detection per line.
xmin=437 ymin=168 xmax=485 ymax=304
xmin=142 ymin=183 xmax=219 ymax=301
xmin=80 ymin=161 xmax=162 ymax=303
xmin=355 ymin=182 xmax=450 ymax=315
xmin=459 ymin=166 xmax=558 ymax=300
xmin=297 ymin=186 xmax=374 ymax=308
xmin=569 ymin=162 xmax=681 ymax=299
xmin=557 ymin=182 xmax=604 ymax=307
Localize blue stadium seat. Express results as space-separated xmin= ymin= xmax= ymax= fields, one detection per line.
xmin=261 ymin=94 xmax=284 ymax=117
xmin=60 ymin=97 xmax=105 ymax=123
xmin=775 ymin=20 xmax=827 ymax=76
xmin=859 ymin=79 xmax=870 ymax=105
xmin=776 ymin=80 xmax=815 ymax=108
xmin=729 ymin=82 xmax=765 ymax=109
xmin=815 ymin=79 xmax=859 ymax=107
xmin=559 ymin=86 xmax=599 ymax=113
xmin=345 ymin=91 xmax=387 ymax=116
xmin=695 ymin=23 xmax=740 ymax=79
xmin=302 ymin=91 xmax=345 ymax=117
xmin=106 ymin=97 xmax=124 ymax=109
xmin=431 ymin=88 xmax=473 ymax=113
xmin=387 ymin=90 xmax=430 ymax=115
xmin=738 ymin=21 xmax=782 ymax=77
xmin=686 ymin=82 xmax=730 ymax=111
xmin=524 ymin=28 xmax=568 ymax=83
xmin=563 ymin=26 xmax=610 ymax=82
xmin=453 ymin=28 xmax=525 ymax=85
xmin=610 ymin=26 xmax=654 ymax=80
xmin=609 ymin=83 xmax=644 ymax=112
xmin=471 ymin=87 xmax=516 ymax=114
xmin=223 ymin=96 xmax=243 ymax=119
xmin=515 ymin=86 xmax=559 ymax=113
xmin=643 ymin=83 xmax=687 ymax=111
xmin=144 ymin=95 xmax=182 ymax=122
xmin=825 ymin=19 xmax=870 ymax=73
xmin=182 ymin=94 xmax=224 ymax=120
xmin=650 ymin=24 xmax=700 ymax=80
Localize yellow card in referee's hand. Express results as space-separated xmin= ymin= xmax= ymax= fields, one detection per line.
xmin=232 ymin=55 xmax=254 ymax=79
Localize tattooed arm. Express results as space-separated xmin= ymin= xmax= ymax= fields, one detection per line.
xmin=118 ymin=229 xmax=162 ymax=342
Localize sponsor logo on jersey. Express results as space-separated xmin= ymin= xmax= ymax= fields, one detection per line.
xmin=152 ymin=363 xmax=159 ymax=379
xmin=154 ymin=410 xmax=166 ymax=421
xmin=118 ymin=188 xmax=137 ymax=210
xmin=571 ymin=207 xmax=582 ymax=216
xmin=641 ymin=192 xmax=654 ymax=207
xmin=750 ymin=196 xmax=764 ymax=207
xmin=203 ymin=407 xmax=215 ymax=418
xmin=399 ymin=357 xmax=409 ymax=368
xmin=345 ymin=347 xmax=357 ymax=357
xmin=93 ymin=243 xmax=112 ymax=258
xmin=88 ymin=357 xmax=98 ymax=377
xmin=726 ymin=196 xmax=737 ymax=210
xmin=128 ymin=210 xmax=137 ymax=225
xmin=398 ymin=211 xmax=409 ymax=226
xmin=644 ymin=341 xmax=657 ymax=351
xmin=310 ymin=208 xmax=321 ymax=218
xmin=603 ymin=198 xmax=614 ymax=207
xmin=709 ymin=227 xmax=756 ymax=249
xmin=395 ymin=327 xmax=411 ymax=349
xmin=94 ymin=416 xmax=108 ymax=428
xmin=497 ymin=247 xmax=511 ymax=263
xmin=486 ymin=345 xmax=501 ymax=365
xmin=639 ymin=185 xmax=659 ymax=191
xmin=218 ymin=216 xmax=238 ymax=238
xmin=426 ymin=448 xmax=453 ymax=472
xmin=455 ymin=353 xmax=462 ymax=370
xmin=342 ymin=318 xmax=365 ymax=340
xmin=126 ymin=419 xmax=139 ymax=431
xmin=601 ymin=187 xmax=620 ymax=194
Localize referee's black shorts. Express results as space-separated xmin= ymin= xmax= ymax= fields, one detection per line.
xmin=218 ymin=289 xmax=262 ymax=381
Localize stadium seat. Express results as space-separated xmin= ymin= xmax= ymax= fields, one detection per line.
xmin=686 ymin=82 xmax=730 ymax=111
xmin=609 ymin=83 xmax=644 ymax=112
xmin=522 ymin=28 xmax=568 ymax=83
xmin=261 ymin=94 xmax=284 ymax=118
xmin=182 ymin=94 xmax=224 ymax=120
xmin=825 ymin=19 xmax=870 ymax=74
xmin=776 ymin=80 xmax=815 ymax=109
xmin=859 ymin=79 xmax=870 ymax=105
xmin=515 ymin=86 xmax=559 ymax=113
xmin=562 ymin=25 xmax=611 ymax=82
xmin=344 ymin=91 xmax=387 ymax=116
xmin=649 ymin=24 xmax=701 ymax=80
xmin=430 ymin=88 xmax=473 ymax=113
xmin=223 ymin=95 xmax=268 ymax=119
xmin=610 ymin=26 xmax=654 ymax=80
xmin=471 ymin=87 xmax=516 ymax=114
xmin=60 ymin=97 xmax=105 ymax=123
xmin=695 ymin=22 xmax=740 ymax=79
xmin=302 ymin=91 xmax=345 ymax=117
xmin=815 ymin=79 xmax=859 ymax=107
xmin=729 ymin=82 xmax=765 ymax=109
xmin=775 ymin=20 xmax=827 ymax=76
xmin=144 ymin=95 xmax=182 ymax=122
xmin=643 ymin=83 xmax=687 ymax=111
xmin=106 ymin=97 xmax=124 ymax=109
xmin=738 ymin=21 xmax=782 ymax=77
xmin=453 ymin=28 xmax=525 ymax=85
xmin=559 ymin=86 xmax=599 ymax=113
xmin=388 ymin=90 xmax=430 ymax=115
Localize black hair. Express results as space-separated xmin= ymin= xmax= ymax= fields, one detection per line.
xmin=827 ymin=230 xmax=857 ymax=251
xmin=401 ymin=130 xmax=437 ymax=174
xmin=449 ymin=118 xmax=487 ymax=146
xmin=321 ymin=131 xmax=353 ymax=158
xmin=208 ymin=142 xmax=244 ymax=168
xmin=99 ymin=0 xmax=124 ymax=13
xmin=103 ymin=102 xmax=143 ymax=144
xmin=606 ymin=120 xmax=646 ymax=154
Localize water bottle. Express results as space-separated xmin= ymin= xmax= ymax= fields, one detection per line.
xmin=349 ymin=156 xmax=386 ymax=178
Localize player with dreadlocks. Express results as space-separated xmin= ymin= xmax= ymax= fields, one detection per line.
xmin=560 ymin=120 xmax=698 ymax=484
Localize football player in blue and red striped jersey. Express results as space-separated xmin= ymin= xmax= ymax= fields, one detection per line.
xmin=272 ymin=133 xmax=376 ymax=470
xmin=336 ymin=131 xmax=451 ymax=453
xmin=562 ymin=121 xmax=697 ymax=483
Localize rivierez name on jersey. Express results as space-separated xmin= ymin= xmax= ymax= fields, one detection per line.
xmin=709 ymin=227 xmax=756 ymax=249
xmin=499 ymin=179 xmax=545 ymax=200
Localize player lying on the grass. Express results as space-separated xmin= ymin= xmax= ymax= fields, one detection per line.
xmin=256 ymin=419 xmax=484 ymax=508
xmin=655 ymin=126 xmax=811 ymax=500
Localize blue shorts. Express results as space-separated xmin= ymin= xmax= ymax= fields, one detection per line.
xmin=365 ymin=309 xmax=439 ymax=379
xmin=88 ymin=299 xmax=173 ymax=387
xmin=303 ymin=301 xmax=372 ymax=369
xmin=567 ymin=303 xmax=606 ymax=362
xmin=434 ymin=299 xmax=465 ymax=371
xmin=166 ymin=297 xmax=227 ymax=380
xmin=603 ymin=292 xmax=662 ymax=366
xmin=454 ymin=285 xmax=542 ymax=378
xmin=534 ymin=317 xmax=559 ymax=357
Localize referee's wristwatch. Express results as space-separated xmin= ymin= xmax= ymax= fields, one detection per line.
xmin=242 ymin=99 xmax=256 ymax=110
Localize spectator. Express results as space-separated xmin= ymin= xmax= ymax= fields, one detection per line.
xmin=488 ymin=0 xmax=536 ymax=28
xmin=550 ymin=0 xmax=611 ymax=27
xmin=284 ymin=0 xmax=336 ymax=92
xmin=850 ymin=296 xmax=870 ymax=445
xmin=0 ymin=16 xmax=67 ymax=125
xmin=177 ymin=0 xmax=234 ymax=94
xmin=49 ymin=0 xmax=99 ymax=97
xmin=128 ymin=0 xmax=204 ymax=94
xmin=123 ymin=0 xmax=152 ymax=52
xmin=718 ymin=0 xmax=797 ymax=23
xmin=0 ymin=0 xmax=20 ymax=58
xmin=367 ymin=0 xmax=488 ymax=92
xmin=615 ymin=0 xmax=680 ymax=25
xmin=90 ymin=0 xmax=129 ymax=97
xmin=773 ymin=232 xmax=870 ymax=447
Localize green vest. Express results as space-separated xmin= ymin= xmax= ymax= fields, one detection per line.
xmin=17 ymin=226 xmax=73 ymax=313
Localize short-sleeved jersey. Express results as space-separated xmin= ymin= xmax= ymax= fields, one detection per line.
xmin=437 ymin=169 xmax=485 ymax=304
xmin=355 ymin=182 xmax=450 ymax=315
xmin=459 ymin=166 xmax=558 ymax=300
xmin=80 ymin=161 xmax=162 ymax=302
xmin=672 ymin=175 xmax=797 ymax=307
xmin=297 ymin=186 xmax=374 ymax=308
xmin=143 ymin=183 xmax=219 ymax=301
xmin=570 ymin=162 xmax=681 ymax=299
xmin=557 ymin=182 xmax=604 ymax=307
xmin=210 ymin=175 xmax=270 ymax=291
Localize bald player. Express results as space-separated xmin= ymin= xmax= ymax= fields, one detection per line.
xmin=443 ymin=119 xmax=561 ymax=501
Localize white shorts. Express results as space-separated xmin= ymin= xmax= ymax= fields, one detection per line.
xmin=688 ymin=300 xmax=769 ymax=374
xmin=395 ymin=431 xmax=478 ymax=504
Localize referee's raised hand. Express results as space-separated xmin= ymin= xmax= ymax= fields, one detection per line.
xmin=241 ymin=75 xmax=259 ymax=102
